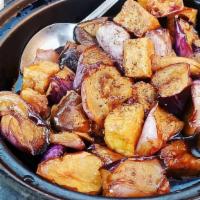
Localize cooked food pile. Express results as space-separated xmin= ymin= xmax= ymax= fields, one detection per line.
xmin=1 ymin=0 xmax=200 ymax=197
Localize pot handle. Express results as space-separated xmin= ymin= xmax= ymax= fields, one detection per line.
xmin=81 ymin=0 xmax=119 ymax=22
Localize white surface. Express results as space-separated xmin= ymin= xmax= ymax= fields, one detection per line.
xmin=0 ymin=0 xmax=4 ymax=11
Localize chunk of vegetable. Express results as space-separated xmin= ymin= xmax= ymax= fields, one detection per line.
xmin=160 ymin=140 xmax=200 ymax=177
xmin=152 ymin=55 xmax=200 ymax=77
xmin=136 ymin=104 xmax=184 ymax=156
xmin=105 ymin=104 xmax=144 ymax=157
xmin=74 ymin=26 xmax=96 ymax=45
xmin=123 ymin=38 xmax=154 ymax=79
xmin=52 ymin=91 xmax=90 ymax=132
xmin=183 ymin=103 xmax=197 ymax=136
xmin=132 ymin=81 xmax=157 ymax=113
xmin=42 ymin=144 xmax=65 ymax=161
xmin=73 ymin=46 xmax=113 ymax=90
xmin=114 ymin=0 xmax=160 ymax=37
xmin=189 ymin=80 xmax=200 ymax=128
xmin=101 ymin=158 xmax=170 ymax=197
xmin=139 ymin=0 xmax=184 ymax=18
xmin=89 ymin=144 xmax=124 ymax=165
xmin=168 ymin=7 xmax=198 ymax=27
xmin=146 ymin=28 xmax=174 ymax=57
xmin=0 ymin=91 xmax=30 ymax=118
xmin=96 ymin=22 xmax=130 ymax=60
xmin=174 ymin=17 xmax=193 ymax=57
xmin=59 ymin=42 xmax=84 ymax=71
xmin=22 ymin=61 xmax=59 ymax=94
xmin=47 ymin=67 xmax=75 ymax=105
xmin=37 ymin=152 xmax=103 ymax=194
xmin=152 ymin=64 xmax=191 ymax=115
xmin=50 ymin=132 xmax=85 ymax=150
xmin=81 ymin=65 xmax=132 ymax=126
xmin=1 ymin=114 xmax=48 ymax=155
xmin=77 ymin=17 xmax=108 ymax=37
xmin=20 ymin=88 xmax=49 ymax=118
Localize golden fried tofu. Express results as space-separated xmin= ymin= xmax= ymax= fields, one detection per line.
xmin=123 ymin=38 xmax=154 ymax=79
xmin=105 ymin=104 xmax=144 ymax=157
xmin=22 ymin=61 xmax=59 ymax=94
xmin=37 ymin=152 xmax=103 ymax=194
xmin=114 ymin=0 xmax=160 ymax=37
xmin=132 ymin=81 xmax=157 ymax=113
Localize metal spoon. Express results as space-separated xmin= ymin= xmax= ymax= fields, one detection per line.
xmin=20 ymin=0 xmax=119 ymax=70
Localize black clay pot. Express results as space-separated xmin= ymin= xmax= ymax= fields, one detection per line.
xmin=0 ymin=0 xmax=200 ymax=199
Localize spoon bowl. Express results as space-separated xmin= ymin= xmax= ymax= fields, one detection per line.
xmin=20 ymin=0 xmax=119 ymax=70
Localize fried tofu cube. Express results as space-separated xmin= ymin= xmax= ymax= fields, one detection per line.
xmin=114 ymin=0 xmax=160 ymax=37
xmin=105 ymin=104 xmax=144 ymax=157
xmin=123 ymin=38 xmax=154 ymax=79
xmin=22 ymin=61 xmax=60 ymax=94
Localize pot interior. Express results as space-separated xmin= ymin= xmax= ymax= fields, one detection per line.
xmin=0 ymin=0 xmax=200 ymax=199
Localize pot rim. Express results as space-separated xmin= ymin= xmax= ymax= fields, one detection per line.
xmin=0 ymin=0 xmax=200 ymax=199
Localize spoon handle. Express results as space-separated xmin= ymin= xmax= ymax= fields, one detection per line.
xmin=81 ymin=0 xmax=119 ymax=22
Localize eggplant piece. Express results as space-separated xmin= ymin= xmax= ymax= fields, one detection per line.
xmin=168 ymin=7 xmax=198 ymax=29
xmin=152 ymin=55 xmax=200 ymax=77
xmin=59 ymin=42 xmax=86 ymax=72
xmin=132 ymin=81 xmax=157 ymax=113
xmin=74 ymin=26 xmax=96 ymax=46
xmin=81 ymin=65 xmax=132 ymax=127
xmin=22 ymin=61 xmax=60 ymax=94
xmin=136 ymin=103 xmax=184 ymax=156
xmin=189 ymin=80 xmax=200 ymax=128
xmin=160 ymin=140 xmax=200 ymax=177
xmin=0 ymin=91 xmax=30 ymax=117
xmin=174 ymin=17 xmax=193 ymax=57
xmin=34 ymin=49 xmax=59 ymax=64
xmin=73 ymin=131 xmax=94 ymax=143
xmin=105 ymin=104 xmax=144 ymax=157
xmin=101 ymin=158 xmax=170 ymax=197
xmin=139 ymin=0 xmax=184 ymax=18
xmin=77 ymin=17 xmax=108 ymax=37
xmin=37 ymin=152 xmax=103 ymax=194
xmin=123 ymin=38 xmax=154 ymax=79
xmin=50 ymin=132 xmax=85 ymax=150
xmin=20 ymin=88 xmax=49 ymax=119
xmin=96 ymin=22 xmax=130 ymax=60
xmin=192 ymin=39 xmax=200 ymax=63
xmin=113 ymin=0 xmax=160 ymax=37
xmin=52 ymin=91 xmax=90 ymax=132
xmin=0 ymin=91 xmax=48 ymax=127
xmin=89 ymin=144 xmax=124 ymax=166
xmin=146 ymin=28 xmax=174 ymax=57
xmin=73 ymin=46 xmax=114 ymax=90
xmin=1 ymin=114 xmax=48 ymax=155
xmin=151 ymin=63 xmax=191 ymax=116
xmin=183 ymin=103 xmax=197 ymax=136
xmin=47 ymin=67 xmax=75 ymax=105
xmin=42 ymin=144 xmax=65 ymax=161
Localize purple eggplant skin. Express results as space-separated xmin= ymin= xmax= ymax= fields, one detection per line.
xmin=174 ymin=17 xmax=193 ymax=57
xmin=47 ymin=76 xmax=74 ymax=106
xmin=158 ymin=86 xmax=191 ymax=117
xmin=59 ymin=48 xmax=80 ymax=72
xmin=42 ymin=144 xmax=65 ymax=162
